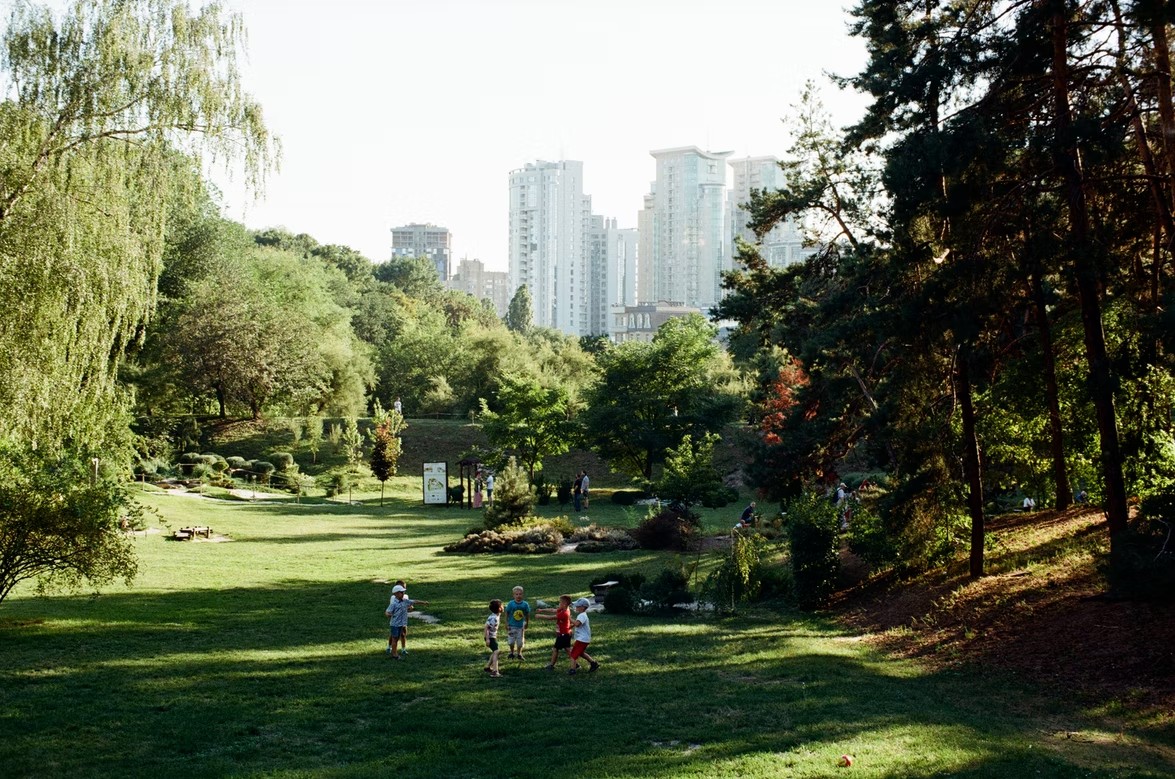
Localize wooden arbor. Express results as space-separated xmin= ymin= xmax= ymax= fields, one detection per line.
xmin=457 ymin=457 xmax=481 ymax=508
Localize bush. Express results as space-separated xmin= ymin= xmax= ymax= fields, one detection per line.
xmin=483 ymin=457 xmax=535 ymax=529
xmin=325 ymin=470 xmax=351 ymax=498
xmin=557 ymin=478 xmax=572 ymax=507
xmin=847 ymin=503 xmax=897 ymax=569
xmin=631 ymin=506 xmax=700 ymax=551
xmin=189 ymin=463 xmax=214 ymax=480
xmin=444 ymin=525 xmax=562 ymax=554
xmin=603 ymin=586 xmax=638 ymax=614
xmin=640 ymin=567 xmax=694 ymax=609
xmin=569 ymin=524 xmax=638 ymax=552
xmin=202 ymin=453 xmax=229 ymax=473
xmin=611 ymin=490 xmax=650 ymax=506
xmin=588 ymin=570 xmax=646 ymax=593
xmin=225 ymin=456 xmax=248 ymax=471
xmin=785 ymin=491 xmax=841 ymax=609
xmin=534 ymin=473 xmax=553 ymax=506
xmin=132 ymin=458 xmax=158 ymax=478
xmin=270 ymin=452 xmax=295 ymax=472
xmin=1108 ymin=492 xmax=1175 ymax=600
xmin=249 ymin=460 xmax=276 ymax=484
xmin=705 ymin=533 xmax=770 ymax=612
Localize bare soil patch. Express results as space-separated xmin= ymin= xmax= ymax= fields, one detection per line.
xmin=836 ymin=507 xmax=1175 ymax=726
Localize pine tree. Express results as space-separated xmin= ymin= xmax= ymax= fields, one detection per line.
xmin=482 ymin=457 xmax=535 ymax=529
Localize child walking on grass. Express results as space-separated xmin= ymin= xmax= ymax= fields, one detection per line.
xmin=535 ymin=595 xmax=574 ymax=670
xmin=568 ymin=597 xmax=600 ymax=675
xmin=484 ymin=599 xmax=503 ymax=678
xmin=391 ymin=579 xmax=429 ymax=656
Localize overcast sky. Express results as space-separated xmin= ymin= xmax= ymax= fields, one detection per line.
xmin=214 ymin=0 xmax=869 ymax=270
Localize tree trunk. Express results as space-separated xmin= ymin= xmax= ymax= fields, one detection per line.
xmin=1047 ymin=1 xmax=1129 ymax=545
xmin=380 ymin=481 xmax=384 ymax=507
xmin=1029 ymin=267 xmax=1073 ymax=509
xmin=958 ymin=352 xmax=986 ymax=578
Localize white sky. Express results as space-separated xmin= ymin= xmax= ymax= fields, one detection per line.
xmin=216 ymin=0 xmax=870 ymax=271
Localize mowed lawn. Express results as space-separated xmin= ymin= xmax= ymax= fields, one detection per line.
xmin=1 ymin=481 xmax=1171 ymax=779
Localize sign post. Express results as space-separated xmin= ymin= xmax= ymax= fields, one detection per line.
xmin=422 ymin=462 xmax=448 ymax=505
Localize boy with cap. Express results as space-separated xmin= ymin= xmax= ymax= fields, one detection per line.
xmin=568 ymin=597 xmax=600 ymax=675
xmin=385 ymin=585 xmax=413 ymax=657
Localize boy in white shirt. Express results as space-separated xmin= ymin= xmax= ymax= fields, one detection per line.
xmin=567 ymin=598 xmax=600 ymax=675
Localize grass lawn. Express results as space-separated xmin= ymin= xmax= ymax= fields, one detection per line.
xmin=1 ymin=479 xmax=1171 ymax=778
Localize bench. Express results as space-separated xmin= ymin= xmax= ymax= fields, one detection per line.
xmin=174 ymin=526 xmax=212 ymax=540
xmin=590 ymin=580 xmax=620 ymax=603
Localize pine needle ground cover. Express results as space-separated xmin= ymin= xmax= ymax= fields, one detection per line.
xmin=1 ymin=486 xmax=1170 ymax=778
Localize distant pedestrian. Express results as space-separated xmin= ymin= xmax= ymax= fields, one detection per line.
xmin=485 ymin=472 xmax=494 ymax=505
xmin=573 ymin=472 xmax=584 ymax=512
xmin=568 ymin=597 xmax=599 ymax=675
xmin=484 ymin=599 xmax=503 ymax=677
xmin=737 ymin=501 xmax=757 ymax=528
xmin=1022 ymin=496 xmax=1036 ymax=511
xmin=580 ymin=471 xmax=590 ymax=510
xmin=393 ymin=397 xmax=402 ymax=416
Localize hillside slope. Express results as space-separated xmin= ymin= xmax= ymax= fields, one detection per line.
xmin=838 ymin=508 xmax=1174 ymax=739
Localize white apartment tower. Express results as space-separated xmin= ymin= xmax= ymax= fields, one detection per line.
xmin=642 ymin=147 xmax=732 ymax=310
xmin=728 ymin=156 xmax=808 ymax=268
xmin=390 ymin=223 xmax=452 ymax=281
xmin=508 ymin=161 xmax=592 ymax=335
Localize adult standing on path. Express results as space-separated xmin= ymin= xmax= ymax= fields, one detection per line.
xmin=580 ymin=471 xmax=590 ymax=510
xmin=573 ymin=471 xmax=584 ymax=512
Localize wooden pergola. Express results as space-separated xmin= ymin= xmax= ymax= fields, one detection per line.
xmin=457 ymin=457 xmax=481 ymax=508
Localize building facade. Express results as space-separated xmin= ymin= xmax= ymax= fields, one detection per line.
xmin=448 ymin=258 xmax=512 ymax=317
xmin=641 ymin=147 xmax=732 ymax=310
xmin=391 ymin=223 xmax=452 ymax=281
xmin=587 ymin=216 xmax=639 ymax=337
xmin=727 ymin=156 xmax=808 ymax=268
xmin=609 ymin=300 xmax=703 ymax=343
xmin=508 ymin=160 xmax=592 ymax=334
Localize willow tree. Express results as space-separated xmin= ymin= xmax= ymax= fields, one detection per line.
xmin=0 ymin=0 xmax=275 ymax=603
xmin=0 ymin=0 xmax=276 ymax=450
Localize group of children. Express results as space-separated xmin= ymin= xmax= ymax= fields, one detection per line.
xmin=484 ymin=586 xmax=599 ymax=677
xmin=383 ymin=582 xmax=599 ymax=677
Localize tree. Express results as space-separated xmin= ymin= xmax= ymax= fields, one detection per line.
xmin=341 ymin=417 xmax=364 ymax=472
xmin=305 ymin=415 xmax=324 ymax=464
xmin=0 ymin=443 xmax=140 ymax=605
xmin=368 ymin=402 xmax=406 ymax=506
xmin=478 ymin=373 xmax=571 ymax=480
xmin=581 ymin=315 xmax=744 ymax=480
xmin=482 ymin=456 xmax=535 ymax=529
xmin=657 ymin=433 xmax=725 ymax=507
xmin=0 ymin=0 xmax=275 ymax=449
xmin=505 ymin=285 xmax=533 ymax=334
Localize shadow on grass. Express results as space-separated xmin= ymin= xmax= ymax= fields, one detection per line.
xmin=1 ymin=577 xmax=1171 ymax=779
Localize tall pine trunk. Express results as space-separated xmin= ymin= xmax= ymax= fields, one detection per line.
xmin=1030 ymin=267 xmax=1073 ymax=509
xmin=1047 ymin=0 xmax=1128 ymax=546
xmin=959 ymin=352 xmax=986 ymax=578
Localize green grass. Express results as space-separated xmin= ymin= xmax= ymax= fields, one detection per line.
xmin=1 ymin=486 xmax=1171 ymax=778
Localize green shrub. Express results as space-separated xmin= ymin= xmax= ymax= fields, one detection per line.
xmin=250 ymin=460 xmax=276 ymax=484
xmin=1109 ymin=493 xmax=1175 ymax=600
xmin=589 ymin=571 xmax=646 ymax=593
xmin=603 ymin=586 xmax=638 ymax=614
xmin=610 ymin=490 xmax=649 ymax=506
xmin=178 ymin=452 xmax=202 ymax=464
xmin=483 ymin=457 xmax=535 ymax=529
xmin=640 ymin=567 xmax=694 ymax=609
xmin=847 ymin=503 xmax=897 ymax=569
xmin=556 ymin=478 xmax=572 ymax=507
xmin=631 ymin=506 xmax=700 ymax=551
xmin=133 ymin=458 xmax=157 ymax=477
xmin=203 ymin=454 xmax=229 ymax=473
xmin=225 ymin=456 xmax=247 ymax=471
xmin=189 ymin=463 xmax=214 ymax=480
xmin=569 ymin=524 xmax=638 ymax=552
xmin=705 ymin=533 xmax=770 ymax=612
xmin=270 ymin=452 xmax=295 ymax=472
xmin=534 ymin=473 xmax=553 ymax=505
xmin=325 ymin=470 xmax=351 ymax=498
xmin=785 ymin=491 xmax=841 ymax=609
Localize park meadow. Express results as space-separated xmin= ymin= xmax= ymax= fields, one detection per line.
xmin=2 ymin=470 xmax=1172 ymax=779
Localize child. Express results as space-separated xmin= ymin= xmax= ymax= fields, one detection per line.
xmin=505 ymin=585 xmax=530 ymax=660
xmin=384 ymin=584 xmax=410 ymax=659
xmin=390 ymin=580 xmax=429 ymax=657
xmin=568 ymin=597 xmax=600 ymax=675
xmin=484 ymin=599 xmax=503 ymax=678
xmin=534 ymin=594 xmax=573 ymax=670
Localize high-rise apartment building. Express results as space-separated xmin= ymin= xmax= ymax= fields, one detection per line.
xmin=587 ymin=217 xmax=639 ymax=337
xmin=448 ymin=258 xmax=512 ymax=317
xmin=508 ymin=160 xmax=592 ymax=335
xmin=641 ymin=147 xmax=732 ymax=311
xmin=391 ymin=223 xmax=452 ymax=281
xmin=728 ymin=156 xmax=808 ymax=268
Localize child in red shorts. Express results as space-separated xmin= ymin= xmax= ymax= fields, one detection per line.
xmin=535 ymin=594 xmax=574 ymax=670
xmin=568 ymin=597 xmax=599 ymax=675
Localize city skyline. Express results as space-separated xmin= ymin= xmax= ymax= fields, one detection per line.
xmin=210 ymin=0 xmax=868 ymax=271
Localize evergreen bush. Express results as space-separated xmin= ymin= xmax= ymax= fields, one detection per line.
xmin=269 ymin=452 xmax=295 ymax=472
xmin=631 ymin=506 xmax=700 ymax=551
xmin=785 ymin=491 xmax=841 ymax=609
xmin=483 ymin=457 xmax=535 ymax=529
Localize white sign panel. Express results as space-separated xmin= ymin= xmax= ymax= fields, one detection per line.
xmin=422 ymin=462 xmax=448 ymax=505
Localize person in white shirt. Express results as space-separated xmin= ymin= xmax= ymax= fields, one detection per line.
xmin=568 ymin=598 xmax=600 ymax=675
